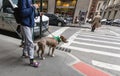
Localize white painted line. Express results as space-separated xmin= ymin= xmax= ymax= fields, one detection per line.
xmin=72 ymin=41 xmax=120 ymax=50
xmin=78 ymin=32 xmax=120 ymax=39
xmin=0 ymin=34 xmax=20 ymax=44
xmin=75 ymin=37 xmax=120 ymax=45
xmin=92 ymin=60 xmax=120 ymax=72
xmin=63 ymin=46 xmax=120 ymax=58
xmin=47 ymin=27 xmax=69 ymax=37
xmin=78 ymin=34 xmax=120 ymax=42
xmin=109 ymin=30 xmax=120 ymax=36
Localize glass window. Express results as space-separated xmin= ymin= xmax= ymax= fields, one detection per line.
xmin=55 ymin=0 xmax=77 ymax=17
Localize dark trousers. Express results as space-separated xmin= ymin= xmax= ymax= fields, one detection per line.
xmin=91 ymin=25 xmax=96 ymax=32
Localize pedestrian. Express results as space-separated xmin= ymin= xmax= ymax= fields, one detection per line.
xmin=79 ymin=15 xmax=85 ymax=25
xmin=18 ymin=0 xmax=39 ymax=67
xmin=91 ymin=13 xmax=101 ymax=32
xmin=75 ymin=16 xmax=79 ymax=23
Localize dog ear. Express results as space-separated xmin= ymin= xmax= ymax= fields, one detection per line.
xmin=60 ymin=35 xmax=68 ymax=43
xmin=60 ymin=35 xmax=64 ymax=40
xmin=60 ymin=35 xmax=64 ymax=38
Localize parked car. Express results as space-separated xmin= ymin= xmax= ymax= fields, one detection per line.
xmin=111 ymin=19 xmax=120 ymax=26
xmin=106 ymin=19 xmax=113 ymax=25
xmin=44 ymin=13 xmax=67 ymax=26
xmin=101 ymin=19 xmax=107 ymax=25
xmin=0 ymin=0 xmax=49 ymax=37
xmin=64 ymin=16 xmax=73 ymax=25
xmin=101 ymin=19 xmax=113 ymax=25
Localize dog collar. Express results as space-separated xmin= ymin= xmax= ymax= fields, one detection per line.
xmin=53 ymin=36 xmax=61 ymax=43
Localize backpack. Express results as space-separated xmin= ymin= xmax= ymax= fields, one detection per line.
xmin=13 ymin=7 xmax=21 ymax=24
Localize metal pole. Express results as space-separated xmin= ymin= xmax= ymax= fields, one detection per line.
xmin=39 ymin=0 xmax=43 ymax=38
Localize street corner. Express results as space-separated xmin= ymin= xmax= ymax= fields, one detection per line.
xmin=72 ymin=61 xmax=110 ymax=76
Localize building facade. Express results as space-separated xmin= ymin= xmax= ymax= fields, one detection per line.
xmin=87 ymin=0 xmax=99 ymax=19
xmin=100 ymin=0 xmax=120 ymax=19
xmin=35 ymin=0 xmax=91 ymax=23
xmin=95 ymin=0 xmax=104 ymax=15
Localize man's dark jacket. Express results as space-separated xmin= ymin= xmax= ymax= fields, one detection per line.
xmin=18 ymin=0 xmax=36 ymax=27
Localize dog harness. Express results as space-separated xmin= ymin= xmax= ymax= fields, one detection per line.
xmin=53 ymin=36 xmax=61 ymax=43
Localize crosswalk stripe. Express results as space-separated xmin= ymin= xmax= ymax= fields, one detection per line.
xmin=78 ymin=32 xmax=120 ymax=39
xmin=72 ymin=41 xmax=120 ymax=50
xmin=78 ymin=34 xmax=120 ymax=42
xmin=92 ymin=60 xmax=120 ymax=72
xmin=62 ymin=46 xmax=120 ymax=58
xmin=109 ymin=30 xmax=120 ymax=36
xmin=61 ymin=30 xmax=120 ymax=58
xmin=47 ymin=27 xmax=69 ymax=37
xmin=75 ymin=37 xmax=120 ymax=45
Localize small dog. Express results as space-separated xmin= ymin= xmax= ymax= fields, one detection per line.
xmin=36 ymin=35 xmax=68 ymax=60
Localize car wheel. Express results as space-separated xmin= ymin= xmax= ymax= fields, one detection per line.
xmin=57 ymin=22 xmax=62 ymax=26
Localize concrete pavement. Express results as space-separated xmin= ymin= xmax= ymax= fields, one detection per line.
xmin=0 ymin=34 xmax=82 ymax=76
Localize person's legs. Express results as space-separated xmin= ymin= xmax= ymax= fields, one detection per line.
xmin=21 ymin=26 xmax=39 ymax=67
xmin=21 ymin=26 xmax=28 ymax=57
xmin=22 ymin=26 xmax=34 ymax=59
xmin=91 ymin=25 xmax=96 ymax=32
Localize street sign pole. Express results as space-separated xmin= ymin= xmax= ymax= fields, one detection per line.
xmin=39 ymin=0 xmax=43 ymax=38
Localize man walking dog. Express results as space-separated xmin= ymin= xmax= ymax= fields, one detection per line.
xmin=18 ymin=0 xmax=39 ymax=67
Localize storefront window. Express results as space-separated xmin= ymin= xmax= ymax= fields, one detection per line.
xmin=42 ymin=0 xmax=48 ymax=12
xmin=55 ymin=0 xmax=77 ymax=17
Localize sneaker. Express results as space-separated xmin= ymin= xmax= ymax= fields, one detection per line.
xmin=30 ymin=60 xmax=40 ymax=68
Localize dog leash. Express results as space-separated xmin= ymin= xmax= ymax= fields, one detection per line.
xmin=41 ymin=21 xmax=55 ymax=37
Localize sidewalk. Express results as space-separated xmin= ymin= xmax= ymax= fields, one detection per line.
xmin=0 ymin=34 xmax=82 ymax=76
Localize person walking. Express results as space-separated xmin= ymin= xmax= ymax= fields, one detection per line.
xmin=91 ymin=13 xmax=101 ymax=32
xmin=18 ymin=0 xmax=39 ymax=67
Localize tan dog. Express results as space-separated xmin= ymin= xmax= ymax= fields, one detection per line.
xmin=36 ymin=35 xmax=68 ymax=60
